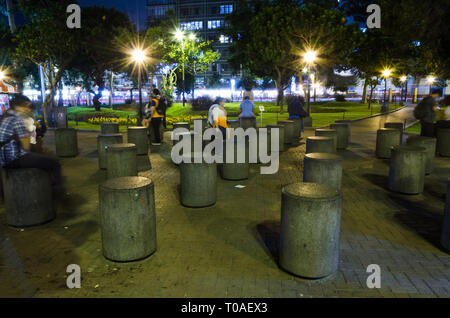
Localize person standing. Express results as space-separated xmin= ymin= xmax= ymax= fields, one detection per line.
xmin=287 ymin=95 xmax=308 ymax=132
xmin=414 ymin=89 xmax=441 ymax=137
xmin=0 ymin=95 xmax=62 ymax=186
xmin=212 ymin=97 xmax=228 ymax=138
xmin=148 ymin=89 xmax=166 ymax=145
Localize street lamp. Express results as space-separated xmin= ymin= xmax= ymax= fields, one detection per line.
xmin=131 ymin=48 xmax=147 ymax=125
xmin=382 ymin=69 xmax=391 ymax=103
xmin=0 ymin=71 xmax=5 ymax=81
xmin=175 ymin=29 xmax=194 ymax=107
xmin=427 ymin=75 xmax=435 ymax=94
xmin=303 ymin=50 xmax=317 ymax=115
xmin=400 ymin=75 xmax=407 ymax=103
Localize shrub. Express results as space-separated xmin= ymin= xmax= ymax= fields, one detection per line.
xmin=335 ymin=95 xmax=346 ymax=102
xmin=190 ymin=96 xmax=214 ymax=111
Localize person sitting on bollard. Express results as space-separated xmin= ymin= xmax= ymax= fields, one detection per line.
xmin=212 ymin=97 xmax=228 ymax=139
xmin=288 ymin=95 xmax=308 ymax=132
xmin=0 ymin=95 xmax=63 ymax=188
xmin=414 ymin=89 xmax=441 ymax=137
xmin=238 ymin=96 xmax=256 ymax=119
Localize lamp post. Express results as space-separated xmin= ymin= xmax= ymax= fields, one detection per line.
xmin=132 ymin=49 xmax=146 ymax=126
xmin=304 ymin=50 xmax=317 ymax=115
xmin=400 ymin=75 xmax=407 ymax=103
xmin=382 ymin=69 xmax=391 ymax=103
xmin=427 ymin=76 xmax=435 ymax=94
xmin=175 ymin=30 xmax=188 ymax=106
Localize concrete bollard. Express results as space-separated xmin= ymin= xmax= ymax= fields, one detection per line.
xmin=127 ymin=127 xmax=148 ymax=155
xmin=105 ymin=143 xmax=138 ymax=179
xmin=303 ymin=116 xmax=313 ymax=127
xmin=315 ymin=129 xmax=337 ymax=152
xmin=2 ymin=168 xmax=54 ymax=227
xmin=227 ymin=120 xmax=240 ymax=129
xmin=290 ymin=118 xmax=302 ymax=138
xmin=277 ymin=120 xmax=295 ymax=145
xmin=240 ymin=117 xmax=257 ymax=130
xmin=330 ymin=123 xmax=350 ymax=150
xmin=388 ymin=145 xmax=427 ymax=194
xmin=221 ymin=140 xmax=249 ymax=180
xmin=180 ymin=153 xmax=217 ymax=207
xmin=335 ymin=120 xmax=352 ymax=141
xmin=406 ymin=136 xmax=437 ymax=174
xmin=436 ymin=128 xmax=450 ymax=157
xmin=101 ymin=122 xmax=119 ymax=134
xmin=55 ymin=128 xmax=78 ymax=157
xmin=376 ymin=128 xmax=400 ymax=159
xmin=306 ymin=136 xmax=334 ymax=154
xmin=279 ymin=182 xmax=342 ymax=279
xmin=441 ymin=178 xmax=450 ymax=251
xmin=384 ymin=122 xmax=404 ymax=143
xmin=173 ymin=122 xmax=190 ymax=131
xmin=266 ymin=125 xmax=285 ymax=152
xmin=303 ymin=153 xmax=343 ymax=190
xmin=193 ymin=118 xmax=208 ymax=132
xmin=99 ymin=176 xmax=157 ymax=262
xmin=97 ymin=134 xmax=123 ymax=169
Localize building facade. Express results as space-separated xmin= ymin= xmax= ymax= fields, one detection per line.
xmin=147 ymin=0 xmax=238 ymax=86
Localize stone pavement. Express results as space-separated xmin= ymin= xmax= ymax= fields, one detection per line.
xmin=0 ymin=106 xmax=449 ymax=298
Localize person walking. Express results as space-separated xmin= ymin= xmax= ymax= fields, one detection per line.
xmin=211 ymin=97 xmax=228 ymax=138
xmin=414 ymin=89 xmax=441 ymax=137
xmin=287 ymin=95 xmax=308 ymax=132
xmin=144 ymin=89 xmax=166 ymax=146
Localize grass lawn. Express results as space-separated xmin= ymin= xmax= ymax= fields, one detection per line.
xmin=405 ymin=123 xmax=421 ymax=134
xmin=67 ymin=101 xmax=404 ymax=130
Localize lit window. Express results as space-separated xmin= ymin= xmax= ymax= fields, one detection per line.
xmin=180 ymin=21 xmax=203 ymax=31
xmin=208 ymin=20 xmax=224 ymax=29
xmin=220 ymin=5 xmax=233 ymax=14
xmin=219 ymin=35 xmax=231 ymax=43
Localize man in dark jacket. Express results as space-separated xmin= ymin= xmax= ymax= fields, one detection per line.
xmin=416 ymin=89 xmax=440 ymax=137
xmin=288 ymin=95 xmax=308 ymax=131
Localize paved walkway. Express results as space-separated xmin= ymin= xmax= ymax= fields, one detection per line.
xmin=0 ymin=106 xmax=449 ymax=298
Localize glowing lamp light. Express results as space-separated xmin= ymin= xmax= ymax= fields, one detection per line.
xmin=427 ymin=76 xmax=435 ymax=84
xmin=304 ymin=51 xmax=317 ymax=64
xmin=0 ymin=71 xmax=4 ymax=81
xmin=382 ymin=69 xmax=391 ymax=78
xmin=400 ymin=76 xmax=407 ymax=82
xmin=188 ymin=33 xmax=196 ymax=41
xmin=132 ymin=49 xmax=146 ymax=63
xmin=175 ymin=29 xmax=184 ymax=41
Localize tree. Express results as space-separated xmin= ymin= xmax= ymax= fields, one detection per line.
xmin=13 ymin=0 xmax=82 ymax=120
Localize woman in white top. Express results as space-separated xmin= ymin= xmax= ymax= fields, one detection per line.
xmin=211 ymin=97 xmax=228 ymax=138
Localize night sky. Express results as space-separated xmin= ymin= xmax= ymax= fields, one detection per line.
xmin=78 ymin=0 xmax=147 ymax=30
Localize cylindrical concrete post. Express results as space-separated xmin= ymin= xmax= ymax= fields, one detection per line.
xmin=315 ymin=129 xmax=337 ymax=152
xmin=436 ymin=128 xmax=450 ymax=157
xmin=193 ymin=118 xmax=208 ymax=132
xmin=97 ymin=134 xmax=123 ymax=169
xmin=127 ymin=127 xmax=148 ymax=155
xmin=221 ymin=140 xmax=249 ymax=180
xmin=99 ymin=176 xmax=156 ymax=262
xmin=2 ymin=168 xmax=54 ymax=227
xmin=279 ymin=182 xmax=342 ymax=279
xmin=388 ymin=145 xmax=427 ymax=194
xmin=330 ymin=123 xmax=350 ymax=150
xmin=55 ymin=128 xmax=78 ymax=157
xmin=376 ymin=128 xmax=400 ymax=159
xmin=303 ymin=153 xmax=343 ymax=190
xmin=239 ymin=117 xmax=256 ymax=130
xmin=306 ymin=136 xmax=334 ymax=154
xmin=384 ymin=122 xmax=404 ymax=143
xmin=406 ymin=136 xmax=437 ymax=174
xmin=277 ymin=120 xmax=295 ymax=145
xmin=266 ymin=125 xmax=285 ymax=152
xmin=335 ymin=120 xmax=351 ymax=143
xmin=290 ymin=118 xmax=302 ymax=138
xmin=180 ymin=153 xmax=217 ymax=207
xmin=441 ymin=178 xmax=450 ymax=251
xmin=101 ymin=122 xmax=119 ymax=135
xmin=227 ymin=120 xmax=240 ymax=129
xmin=105 ymin=143 xmax=138 ymax=179
xmin=173 ymin=122 xmax=190 ymax=131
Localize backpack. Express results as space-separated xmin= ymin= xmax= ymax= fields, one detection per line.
xmin=156 ymin=96 xmax=168 ymax=116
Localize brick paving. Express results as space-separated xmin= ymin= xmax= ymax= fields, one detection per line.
xmin=0 ymin=105 xmax=449 ymax=298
